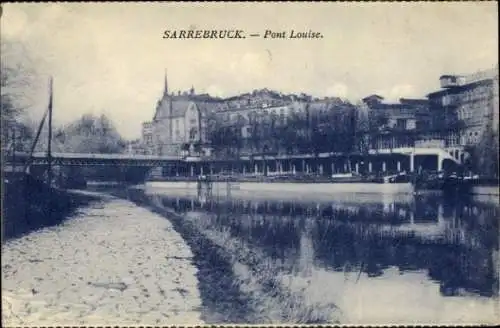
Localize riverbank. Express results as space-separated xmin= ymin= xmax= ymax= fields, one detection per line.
xmin=2 ymin=173 xmax=100 ymax=241
xmin=1 ymin=191 xmax=203 ymax=326
xmin=123 ymin=188 xmax=344 ymax=324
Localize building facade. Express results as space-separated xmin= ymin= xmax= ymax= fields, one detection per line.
xmin=140 ymin=67 xmax=497 ymax=175
xmin=360 ymin=95 xmax=431 ymax=150
xmin=141 ymin=121 xmax=154 ymax=155
xmin=427 ymin=66 xmax=499 ymax=146
xmin=144 ymin=74 xmax=315 ymax=156
xmin=147 ymin=74 xmax=223 ymax=156
xmin=361 ymin=95 xmax=430 ymax=132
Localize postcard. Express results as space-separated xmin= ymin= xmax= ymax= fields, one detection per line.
xmin=1 ymin=1 xmax=499 ymax=326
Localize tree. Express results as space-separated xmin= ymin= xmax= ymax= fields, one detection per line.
xmin=464 ymin=129 xmax=499 ymax=178
xmin=353 ymin=101 xmax=373 ymax=155
xmin=44 ymin=114 xmax=126 ymax=154
xmin=1 ymin=41 xmax=38 ymax=151
xmin=277 ymin=115 xmax=299 ymax=154
xmin=324 ymin=103 xmax=357 ymax=154
xmin=208 ymin=118 xmax=242 ymax=158
xmin=248 ymin=115 xmax=263 ymax=154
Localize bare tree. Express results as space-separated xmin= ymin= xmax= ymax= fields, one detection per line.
xmin=1 ymin=40 xmax=38 ymax=151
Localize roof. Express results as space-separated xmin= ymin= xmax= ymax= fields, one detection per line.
xmin=362 ymin=94 xmax=385 ymax=102
xmin=439 ymin=75 xmax=462 ymax=79
xmin=153 ymin=95 xmax=193 ymax=120
xmin=399 ymin=98 xmax=429 ymax=105
xmin=427 ymin=78 xmax=494 ymax=97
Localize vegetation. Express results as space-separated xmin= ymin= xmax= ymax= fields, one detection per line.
xmin=2 ymin=39 xmax=125 ymax=156
xmin=1 ymin=41 xmax=38 ymax=152
xmin=50 ymin=114 xmax=126 ymax=154
xmin=464 ymin=128 xmax=499 ymax=178
xmin=208 ymin=99 xmax=360 ymax=158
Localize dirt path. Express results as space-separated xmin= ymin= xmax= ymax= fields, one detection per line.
xmin=2 ymin=192 xmax=203 ymax=326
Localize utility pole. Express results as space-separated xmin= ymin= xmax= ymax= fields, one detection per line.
xmin=47 ymin=77 xmax=54 ymax=186
xmin=11 ymin=123 xmax=16 ymax=174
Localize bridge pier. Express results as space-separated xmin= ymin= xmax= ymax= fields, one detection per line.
xmin=437 ymin=153 xmax=443 ymax=171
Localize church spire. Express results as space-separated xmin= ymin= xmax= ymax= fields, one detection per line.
xmin=164 ymin=69 xmax=169 ymax=95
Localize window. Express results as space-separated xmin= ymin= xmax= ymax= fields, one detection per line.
xmin=189 ymin=128 xmax=198 ymax=140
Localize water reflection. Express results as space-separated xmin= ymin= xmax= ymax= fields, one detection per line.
xmin=159 ymin=193 xmax=499 ymax=299
xmin=136 ymin=187 xmax=498 ymax=324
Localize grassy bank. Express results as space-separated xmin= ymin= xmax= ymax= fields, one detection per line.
xmin=2 ymin=173 xmax=101 ymax=241
xmin=121 ymin=188 xmax=341 ymax=324
xmin=120 ymin=188 xmax=255 ymax=323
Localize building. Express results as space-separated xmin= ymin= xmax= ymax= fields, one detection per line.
xmin=145 ymin=73 xmax=312 ymax=156
xmin=360 ymin=95 xmax=431 ymax=151
xmin=361 ymin=95 xmax=430 ymax=131
xmin=149 ymin=74 xmax=222 ymax=156
xmin=427 ymin=65 xmax=499 ymax=146
xmin=125 ymin=139 xmax=146 ymax=155
xmin=142 ymin=67 xmax=495 ymax=174
xmin=141 ymin=121 xmax=154 ymax=155
xmin=210 ymin=89 xmax=312 ymax=155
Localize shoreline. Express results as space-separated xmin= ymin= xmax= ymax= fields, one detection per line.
xmin=143 ymin=180 xmax=500 ymax=197
xmin=118 ymin=188 xmax=261 ymax=323
xmin=122 ymin=188 xmax=342 ymax=324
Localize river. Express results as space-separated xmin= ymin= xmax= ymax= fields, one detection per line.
xmin=121 ymin=182 xmax=499 ymax=325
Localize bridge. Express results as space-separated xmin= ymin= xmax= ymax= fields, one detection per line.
xmin=10 ymin=152 xmax=184 ymax=166
xmin=368 ymin=147 xmax=462 ymax=172
xmin=5 ymin=146 xmax=463 ymax=183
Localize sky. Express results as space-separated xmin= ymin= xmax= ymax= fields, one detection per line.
xmin=1 ymin=2 xmax=498 ymax=139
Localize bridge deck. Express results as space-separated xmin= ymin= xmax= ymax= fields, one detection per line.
xmin=7 ymin=147 xmax=461 ymax=165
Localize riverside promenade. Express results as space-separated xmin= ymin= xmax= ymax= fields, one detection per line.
xmin=1 ymin=192 xmax=203 ymax=326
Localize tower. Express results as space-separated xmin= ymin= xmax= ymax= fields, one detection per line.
xmin=165 ymin=69 xmax=173 ymax=143
xmin=163 ymin=69 xmax=169 ymax=96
